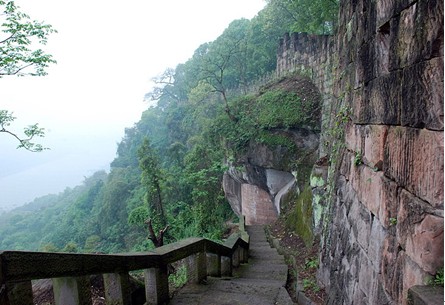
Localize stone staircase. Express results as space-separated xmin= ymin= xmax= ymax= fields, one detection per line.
xmin=169 ymin=225 xmax=295 ymax=305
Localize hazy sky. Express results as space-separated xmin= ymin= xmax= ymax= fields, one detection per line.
xmin=0 ymin=0 xmax=266 ymax=210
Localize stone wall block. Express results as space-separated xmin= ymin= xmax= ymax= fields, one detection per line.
xmin=368 ymin=217 xmax=386 ymax=271
xmin=358 ymin=250 xmax=374 ymax=295
xmin=350 ymin=163 xmax=384 ymax=218
xmin=347 ymin=200 xmax=371 ymax=251
xmin=345 ymin=123 xmax=362 ymax=153
xmin=369 ymin=279 xmax=392 ymax=305
xmin=393 ymin=3 xmax=419 ymax=68
xmin=393 ymin=0 xmax=443 ymax=69
xmin=361 ymin=260 xmax=392 ymax=305
xmin=241 ymin=184 xmax=278 ymax=225
xmin=379 ymin=176 xmax=399 ymax=228
xmin=356 ymin=39 xmax=377 ymax=86
xmin=402 ymin=255 xmax=431 ymax=305
xmin=376 ymin=0 xmax=397 ymax=26
xmin=339 ymin=151 xmax=353 ymax=183
xmin=337 ymin=174 xmax=359 ymax=216
xmin=356 ymin=72 xmax=401 ymax=124
xmin=421 ymin=0 xmax=444 ymax=58
xmin=352 ymin=88 xmax=365 ymax=123
xmin=384 ymin=127 xmax=444 ymax=206
xmin=400 ymin=58 xmax=444 ymax=130
xmin=376 ymin=19 xmax=391 ymax=76
xmin=363 ymin=125 xmax=388 ymax=168
xmin=381 ymin=239 xmax=405 ymax=303
xmin=353 ymin=72 xmax=402 ymax=124
xmin=396 ymin=189 xmax=430 ymax=248
xmin=405 ymin=214 xmax=444 ymax=274
xmin=352 ymin=281 xmax=367 ymax=305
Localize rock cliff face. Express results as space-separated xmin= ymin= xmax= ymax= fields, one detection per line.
xmin=222 ymin=73 xmax=322 ymax=226
xmin=276 ymin=0 xmax=443 ymax=304
xmin=223 ymin=127 xmax=319 ymax=225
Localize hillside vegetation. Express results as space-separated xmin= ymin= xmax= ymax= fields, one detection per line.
xmin=0 ymin=0 xmax=338 ymax=253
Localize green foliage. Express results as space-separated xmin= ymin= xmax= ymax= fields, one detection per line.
xmin=0 ymin=1 xmax=56 ymax=150
xmin=128 ymin=206 xmax=149 ymax=227
xmin=0 ymin=0 xmax=57 ymax=76
xmin=302 ymin=278 xmax=320 ymax=292
xmin=389 ymin=217 xmax=398 ymax=226
xmin=62 ymin=241 xmax=78 ymax=253
xmin=285 ymin=185 xmax=314 ymax=247
xmin=138 ymin=137 xmax=166 ymax=226
xmin=169 ymin=265 xmax=187 ymax=289
xmin=429 ymin=268 xmax=444 ymax=286
xmin=257 ymin=131 xmax=296 ymax=152
xmin=305 ymin=257 xmax=319 ymax=269
xmin=211 ymin=84 xmax=320 ymax=161
xmin=266 ymin=0 xmax=339 ymax=34
xmin=256 ymin=90 xmax=315 ymax=128
xmin=0 ymin=110 xmax=48 ymax=151
xmin=354 ymin=151 xmax=363 ymax=166
xmin=83 ymin=235 xmax=101 ymax=253
xmin=40 ymin=242 xmax=58 ymax=252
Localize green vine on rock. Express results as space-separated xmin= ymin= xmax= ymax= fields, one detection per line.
xmin=318 ymin=104 xmax=351 ymax=251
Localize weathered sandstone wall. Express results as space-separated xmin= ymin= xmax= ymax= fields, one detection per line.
xmin=277 ymin=0 xmax=443 ymax=304
xmin=223 ymin=128 xmax=319 ymax=225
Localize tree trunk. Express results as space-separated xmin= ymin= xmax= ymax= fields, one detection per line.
xmin=145 ymin=219 xmax=169 ymax=248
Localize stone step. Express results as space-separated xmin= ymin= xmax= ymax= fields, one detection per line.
xmin=169 ymin=224 xmax=295 ymax=304
xmin=235 ymin=263 xmax=288 ymax=282
xmin=249 ymin=247 xmax=284 ymax=259
xmin=246 ymin=226 xmax=267 ymax=235
xmin=170 ymin=277 xmax=294 ymax=305
xmin=249 ymin=241 xmax=271 ymax=247
xmin=249 ymin=243 xmax=276 ymax=249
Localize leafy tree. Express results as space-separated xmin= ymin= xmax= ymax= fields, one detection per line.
xmin=0 ymin=107 xmax=48 ymax=152
xmin=145 ymin=68 xmax=179 ymax=103
xmin=40 ymin=242 xmax=58 ymax=252
xmin=84 ymin=235 xmax=101 ymax=253
xmin=0 ymin=1 xmax=56 ymax=150
xmin=193 ymin=20 xmax=250 ymax=121
xmin=138 ymin=137 xmax=166 ymax=227
xmin=62 ymin=241 xmax=78 ymax=253
xmin=266 ymin=0 xmax=339 ymax=34
xmin=0 ymin=0 xmax=57 ymax=76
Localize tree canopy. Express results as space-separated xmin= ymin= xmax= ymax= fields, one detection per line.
xmin=0 ymin=0 xmax=57 ymax=151
xmin=0 ymin=0 xmax=56 ymax=76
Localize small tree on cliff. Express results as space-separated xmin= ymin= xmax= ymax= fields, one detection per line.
xmin=137 ymin=137 xmax=169 ymax=247
xmin=0 ymin=0 xmax=57 ymax=151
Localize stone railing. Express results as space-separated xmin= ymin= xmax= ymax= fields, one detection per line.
xmin=0 ymin=218 xmax=249 ymax=305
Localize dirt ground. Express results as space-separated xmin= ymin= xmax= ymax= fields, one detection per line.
xmin=268 ymin=217 xmax=327 ymax=305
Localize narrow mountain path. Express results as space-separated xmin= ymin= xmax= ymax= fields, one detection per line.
xmin=169 ymin=225 xmax=295 ymax=305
